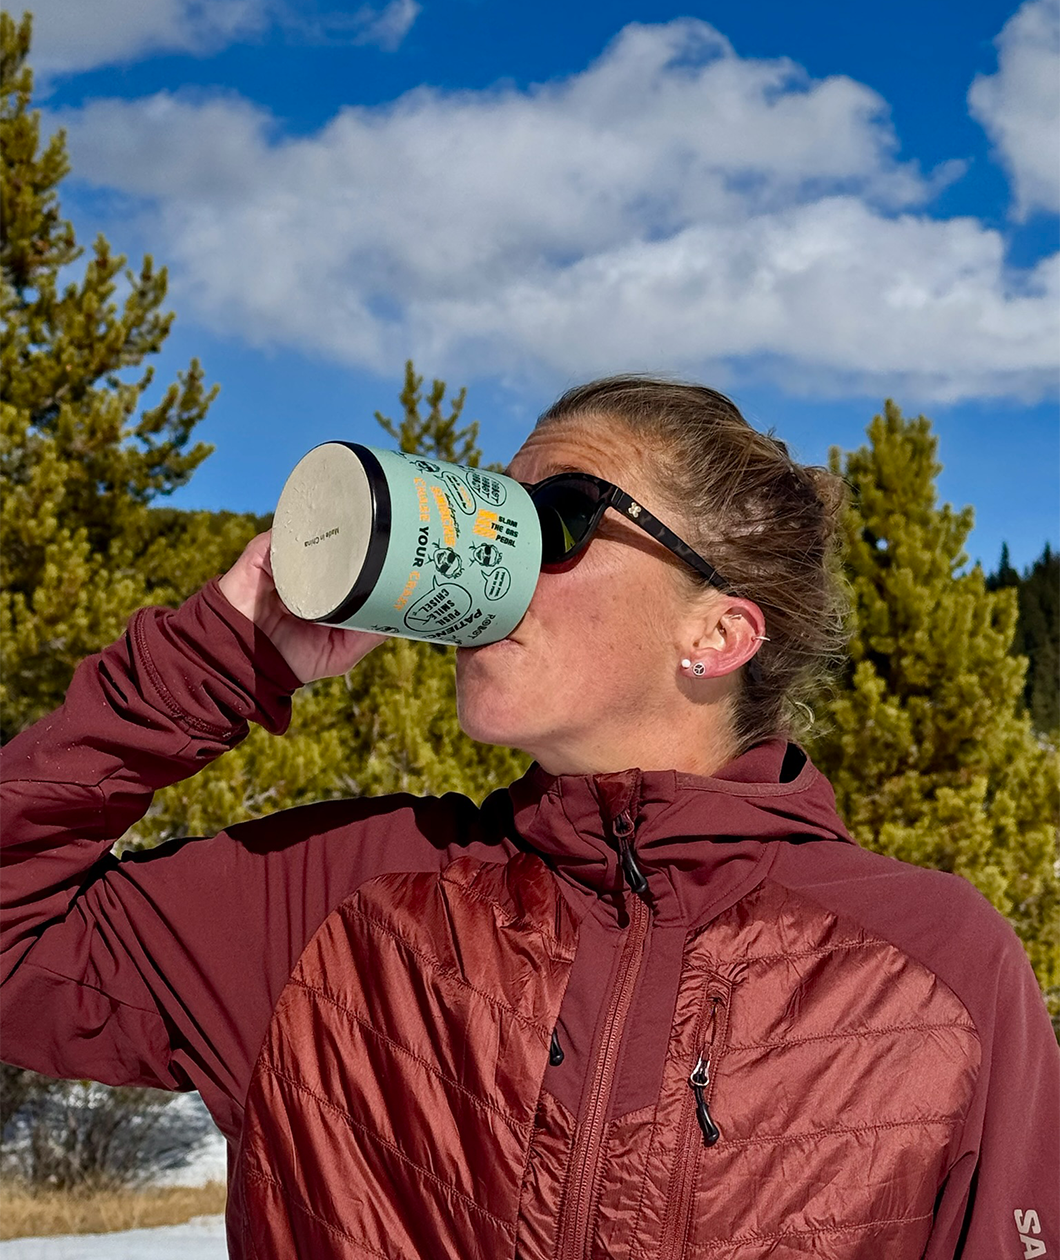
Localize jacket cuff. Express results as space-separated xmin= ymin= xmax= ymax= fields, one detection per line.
xmin=132 ymin=578 xmax=303 ymax=740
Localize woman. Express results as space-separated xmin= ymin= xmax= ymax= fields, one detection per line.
xmin=1 ymin=378 xmax=1056 ymax=1259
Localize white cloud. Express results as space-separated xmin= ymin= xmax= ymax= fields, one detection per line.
xmin=25 ymin=0 xmax=420 ymax=75
xmin=429 ymin=203 xmax=1057 ymax=402
xmin=350 ymin=0 xmax=422 ymax=51
xmin=53 ymin=19 xmax=1058 ymax=401
xmin=969 ymin=0 xmax=1060 ymax=219
xmin=26 ymin=0 xmax=271 ymax=74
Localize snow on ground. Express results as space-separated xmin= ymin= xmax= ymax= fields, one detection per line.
xmin=0 ymin=1097 xmax=230 ymax=1258
xmin=153 ymin=1096 xmax=229 ymax=1188
xmin=0 ymin=1216 xmax=227 ymax=1259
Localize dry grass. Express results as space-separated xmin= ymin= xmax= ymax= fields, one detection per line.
xmin=0 ymin=1181 xmax=227 ymax=1239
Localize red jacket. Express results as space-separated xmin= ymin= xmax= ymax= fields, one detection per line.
xmin=1 ymin=580 xmax=1057 ymax=1259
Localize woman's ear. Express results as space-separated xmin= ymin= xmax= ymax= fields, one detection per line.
xmin=685 ymin=599 xmax=767 ymax=679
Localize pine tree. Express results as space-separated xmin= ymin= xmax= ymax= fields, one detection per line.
xmin=1020 ymin=544 xmax=1060 ymax=736
xmin=989 ymin=542 xmax=1020 ymax=590
xmin=0 ymin=11 xmax=224 ymax=740
xmin=988 ymin=542 xmax=1059 ymax=736
xmin=375 ymin=360 xmax=483 ymax=468
xmin=808 ymin=401 xmax=1059 ymax=1020
xmin=0 ymin=14 xmax=353 ymax=847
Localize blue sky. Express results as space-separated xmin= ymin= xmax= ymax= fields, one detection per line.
xmin=26 ymin=0 xmax=1060 ymax=571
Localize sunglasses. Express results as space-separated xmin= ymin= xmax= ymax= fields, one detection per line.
xmin=523 ymin=472 xmax=730 ymax=590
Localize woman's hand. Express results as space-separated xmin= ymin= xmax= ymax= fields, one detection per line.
xmin=218 ymin=531 xmax=390 ymax=684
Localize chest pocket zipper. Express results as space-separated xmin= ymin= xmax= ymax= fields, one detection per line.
xmin=658 ymin=987 xmax=730 ymax=1259
xmin=689 ymin=1054 xmax=721 ymax=1146
xmin=690 ymin=991 xmax=726 ymax=1146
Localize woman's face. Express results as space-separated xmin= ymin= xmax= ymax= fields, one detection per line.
xmin=455 ymin=420 xmax=728 ymax=775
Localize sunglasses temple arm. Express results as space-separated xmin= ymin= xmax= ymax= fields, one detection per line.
xmin=610 ymin=489 xmax=731 ymax=591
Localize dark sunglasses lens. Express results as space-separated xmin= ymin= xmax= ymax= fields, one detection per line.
xmin=533 ymin=481 xmax=602 ymax=563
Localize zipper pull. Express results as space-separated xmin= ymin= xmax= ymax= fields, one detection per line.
xmin=549 ymin=1026 xmax=565 ymax=1066
xmin=689 ymin=1055 xmax=721 ymax=1147
xmin=613 ymin=812 xmax=648 ymax=895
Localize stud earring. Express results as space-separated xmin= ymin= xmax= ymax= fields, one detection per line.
xmin=680 ymin=658 xmax=691 ymax=669
xmin=692 ymin=662 xmax=706 ymax=676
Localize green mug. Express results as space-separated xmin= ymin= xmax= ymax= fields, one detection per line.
xmin=270 ymin=443 xmax=542 ymax=647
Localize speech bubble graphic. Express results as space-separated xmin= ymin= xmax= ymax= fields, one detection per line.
xmin=466 ymin=469 xmax=507 ymax=506
xmin=442 ymin=473 xmax=477 ymax=515
xmin=404 ymin=582 xmax=473 ymax=635
xmin=483 ymin=568 xmax=511 ymax=601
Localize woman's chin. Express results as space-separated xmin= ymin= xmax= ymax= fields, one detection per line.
xmin=457 ymin=707 xmax=519 ymax=749
xmin=456 ymin=690 xmax=529 ymax=752
xmin=456 ymin=643 xmax=549 ymax=752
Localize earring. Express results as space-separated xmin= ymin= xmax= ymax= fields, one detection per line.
xmin=754 ymin=635 xmax=770 ymax=642
xmin=680 ymin=658 xmax=691 ymax=669
xmin=692 ymin=662 xmax=705 ymax=676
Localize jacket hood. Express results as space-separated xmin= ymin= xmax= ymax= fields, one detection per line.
xmin=507 ymin=738 xmax=854 ymax=927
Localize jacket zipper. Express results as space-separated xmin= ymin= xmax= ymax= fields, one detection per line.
xmin=689 ymin=1055 xmax=721 ymax=1147
xmin=614 ymin=812 xmax=648 ymax=896
xmin=555 ymin=809 xmax=650 ymax=1260
xmin=658 ymin=990 xmax=726 ymax=1259
xmin=550 ymin=1027 xmax=565 ymax=1066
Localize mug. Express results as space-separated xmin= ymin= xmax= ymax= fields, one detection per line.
xmin=270 ymin=443 xmax=542 ymax=647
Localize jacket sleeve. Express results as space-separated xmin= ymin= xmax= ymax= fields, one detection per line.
xmin=924 ymin=919 xmax=1060 ymax=1259
xmin=0 ymin=581 xmax=305 ymax=1131
xmin=0 ymin=580 xmax=500 ymax=1140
